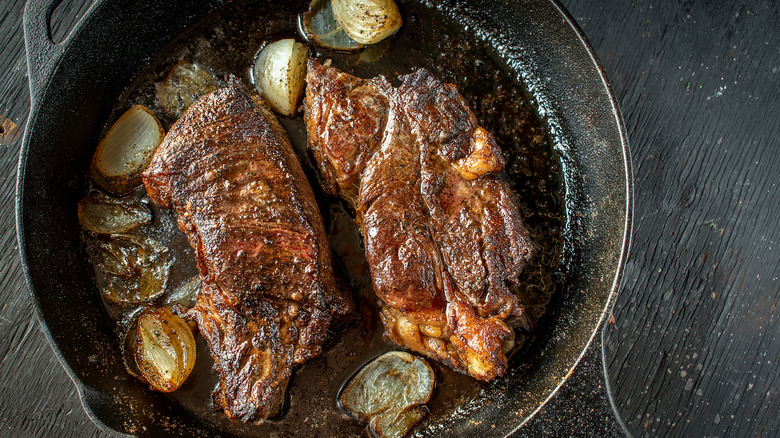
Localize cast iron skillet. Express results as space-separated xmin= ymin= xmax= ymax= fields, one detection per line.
xmin=16 ymin=0 xmax=633 ymax=436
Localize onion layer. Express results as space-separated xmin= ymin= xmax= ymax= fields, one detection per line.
xmin=156 ymin=62 xmax=219 ymax=117
xmin=301 ymin=0 xmax=364 ymax=51
xmin=89 ymin=105 xmax=164 ymax=194
xmin=89 ymin=234 xmax=171 ymax=304
xmin=78 ymin=193 xmax=152 ymax=234
xmin=339 ymin=351 xmax=434 ymax=437
xmin=331 ymin=0 xmax=402 ymax=45
xmin=253 ymin=39 xmax=308 ymax=116
xmin=163 ymin=276 xmax=201 ymax=308
xmin=133 ymin=306 xmax=197 ymax=392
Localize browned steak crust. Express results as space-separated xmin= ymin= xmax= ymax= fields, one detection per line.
xmin=305 ymin=60 xmax=534 ymax=381
xmin=143 ymin=79 xmax=350 ymax=423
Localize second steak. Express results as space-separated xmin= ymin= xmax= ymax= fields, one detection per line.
xmin=305 ymin=60 xmax=535 ymax=381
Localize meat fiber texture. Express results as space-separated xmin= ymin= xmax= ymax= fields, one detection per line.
xmin=143 ymin=78 xmax=351 ymax=423
xmin=305 ymin=59 xmax=535 ymax=381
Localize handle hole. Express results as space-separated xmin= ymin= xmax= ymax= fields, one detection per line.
xmin=49 ymin=0 xmax=93 ymax=44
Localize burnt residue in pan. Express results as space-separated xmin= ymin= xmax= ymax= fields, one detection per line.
xmin=82 ymin=1 xmax=566 ymax=436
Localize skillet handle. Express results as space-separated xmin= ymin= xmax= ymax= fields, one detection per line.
xmin=22 ymin=0 xmax=93 ymax=109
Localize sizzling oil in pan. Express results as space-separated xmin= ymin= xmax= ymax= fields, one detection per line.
xmin=90 ymin=0 xmax=566 ymax=436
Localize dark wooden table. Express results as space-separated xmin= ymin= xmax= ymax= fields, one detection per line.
xmin=1 ymin=0 xmax=777 ymax=437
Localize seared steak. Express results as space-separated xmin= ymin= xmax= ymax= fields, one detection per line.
xmin=305 ymin=60 xmax=535 ymax=381
xmin=143 ymin=79 xmax=351 ymax=423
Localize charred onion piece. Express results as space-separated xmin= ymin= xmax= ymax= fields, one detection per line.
xmin=372 ymin=405 xmax=428 ymax=438
xmin=339 ymin=351 xmax=434 ymax=438
xmin=163 ymin=276 xmax=202 ymax=308
xmin=301 ymin=0 xmax=364 ymax=51
xmin=89 ymin=234 xmax=172 ymax=304
xmin=78 ymin=193 xmax=152 ymax=234
xmin=122 ymin=316 xmax=143 ymax=379
xmin=89 ymin=105 xmax=164 ymax=194
xmin=331 ymin=0 xmax=402 ymax=45
xmin=156 ymin=61 xmax=219 ymax=117
xmin=133 ymin=306 xmax=197 ymax=392
xmin=253 ymin=39 xmax=308 ymax=116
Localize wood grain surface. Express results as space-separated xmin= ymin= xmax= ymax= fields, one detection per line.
xmin=0 ymin=0 xmax=777 ymax=437
xmin=561 ymin=1 xmax=780 ymax=437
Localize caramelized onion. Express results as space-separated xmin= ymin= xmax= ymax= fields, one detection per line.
xmin=253 ymin=39 xmax=308 ymax=116
xmin=339 ymin=351 xmax=434 ymax=437
xmin=301 ymin=0 xmax=364 ymax=51
xmin=78 ymin=193 xmax=152 ymax=234
xmin=372 ymin=405 xmax=428 ymax=438
xmin=331 ymin=0 xmax=402 ymax=45
xmin=163 ymin=276 xmax=201 ymax=308
xmin=133 ymin=306 xmax=197 ymax=392
xmin=156 ymin=61 xmax=219 ymax=117
xmin=89 ymin=235 xmax=172 ymax=304
xmin=89 ymin=105 xmax=164 ymax=194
